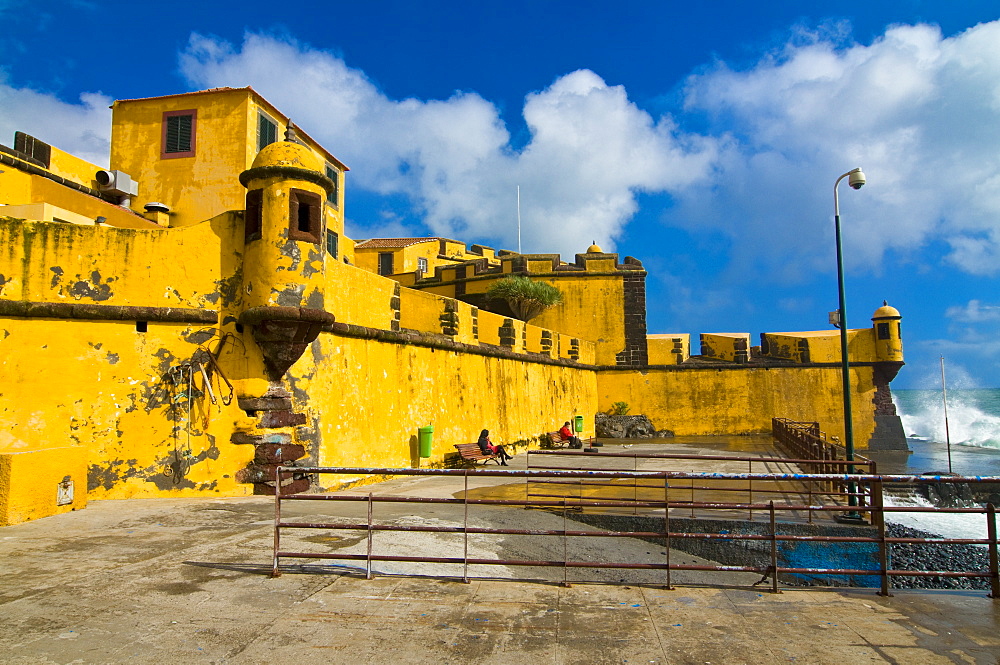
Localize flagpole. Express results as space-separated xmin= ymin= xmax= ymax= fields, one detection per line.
xmin=517 ymin=185 xmax=522 ymax=254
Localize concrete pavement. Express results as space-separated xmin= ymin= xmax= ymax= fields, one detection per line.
xmin=2 ymin=466 xmax=1000 ymax=663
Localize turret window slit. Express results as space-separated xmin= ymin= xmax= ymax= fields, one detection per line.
xmin=288 ymin=189 xmax=322 ymax=244
xmin=245 ymin=189 xmax=263 ymax=242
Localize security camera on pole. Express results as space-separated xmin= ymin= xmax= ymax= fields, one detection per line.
xmin=832 ymin=167 xmax=866 ymax=522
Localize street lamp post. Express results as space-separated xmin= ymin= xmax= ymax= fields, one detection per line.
xmin=834 ymin=167 xmax=865 ymax=513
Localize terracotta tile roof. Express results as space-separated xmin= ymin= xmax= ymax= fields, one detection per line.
xmin=354 ymin=237 xmax=442 ymax=249
xmin=112 ymin=87 xmax=241 ymax=103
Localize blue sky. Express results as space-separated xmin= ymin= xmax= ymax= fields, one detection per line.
xmin=2 ymin=0 xmax=999 ymax=389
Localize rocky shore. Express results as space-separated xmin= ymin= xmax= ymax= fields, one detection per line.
xmin=887 ymin=522 xmax=992 ymax=590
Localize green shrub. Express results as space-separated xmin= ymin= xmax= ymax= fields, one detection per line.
xmin=609 ymin=401 xmax=630 ymax=415
xmin=486 ymin=275 xmax=563 ymax=322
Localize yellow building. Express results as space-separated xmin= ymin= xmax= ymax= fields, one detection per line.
xmin=109 ymin=87 xmax=348 ymax=233
xmin=0 ymin=87 xmax=905 ymax=526
xmin=353 ymin=237 xmax=501 ymax=278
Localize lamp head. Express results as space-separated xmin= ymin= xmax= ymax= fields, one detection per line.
xmin=848 ymin=168 xmax=866 ymax=190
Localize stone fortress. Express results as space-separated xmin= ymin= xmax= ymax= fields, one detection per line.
xmin=0 ymin=87 xmax=904 ymax=525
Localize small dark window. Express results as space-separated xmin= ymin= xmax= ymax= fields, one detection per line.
xmin=378 ymin=252 xmax=394 ymax=276
xmin=877 ymin=322 xmax=891 ymax=340
xmin=245 ymin=189 xmax=263 ymax=242
xmin=326 ymin=230 xmax=339 ymax=258
xmin=288 ymin=189 xmax=322 ymax=243
xmin=136 ymin=321 xmax=148 ymax=333
xmin=325 ymin=165 xmax=340 ymax=206
xmin=258 ymin=113 xmax=277 ymax=151
xmin=162 ymin=110 xmax=196 ymax=158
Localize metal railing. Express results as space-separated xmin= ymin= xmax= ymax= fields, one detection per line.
xmin=772 ymin=417 xmax=872 ymax=471
xmin=525 ymin=448 xmax=875 ymax=520
xmin=271 ymin=466 xmax=1000 ymax=597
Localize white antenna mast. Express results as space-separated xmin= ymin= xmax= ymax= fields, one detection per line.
xmin=940 ymin=355 xmax=953 ymax=474
xmin=517 ymin=185 xmax=522 ymax=254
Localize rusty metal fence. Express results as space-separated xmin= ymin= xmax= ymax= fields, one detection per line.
xmin=772 ymin=417 xmax=872 ymax=472
xmin=525 ymin=448 xmax=876 ymax=518
xmin=271 ymin=465 xmax=1000 ymax=597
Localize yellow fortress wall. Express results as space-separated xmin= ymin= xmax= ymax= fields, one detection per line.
xmin=599 ymin=364 xmax=881 ymax=444
xmin=0 ymin=86 xmax=905 ymax=525
xmin=0 ymin=215 xmax=255 ymax=505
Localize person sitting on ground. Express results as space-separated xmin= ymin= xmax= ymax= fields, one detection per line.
xmin=559 ymin=421 xmax=583 ymax=448
xmin=477 ymin=429 xmax=513 ymax=465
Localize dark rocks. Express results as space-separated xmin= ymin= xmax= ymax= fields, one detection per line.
xmin=595 ymin=414 xmax=673 ymax=439
xmin=887 ymin=523 xmax=990 ymax=590
xmin=237 ymin=396 xmax=293 ymax=412
xmin=259 ymin=410 xmax=307 ymax=428
xmin=919 ymin=472 xmax=976 ymax=507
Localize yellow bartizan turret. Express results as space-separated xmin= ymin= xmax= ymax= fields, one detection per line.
xmin=237 ymin=124 xmax=335 ymax=381
xmin=239 ymin=124 xmax=333 ymax=312
xmin=872 ymin=300 xmax=903 ymax=363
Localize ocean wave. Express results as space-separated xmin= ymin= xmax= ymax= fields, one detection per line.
xmin=896 ymin=389 xmax=1000 ymax=449
xmin=883 ymin=494 xmax=989 ymax=544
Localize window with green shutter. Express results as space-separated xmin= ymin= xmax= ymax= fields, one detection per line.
xmin=161 ymin=110 xmax=196 ymax=158
xmin=326 ymin=230 xmax=338 ymax=258
xmin=325 ymin=164 xmax=340 ymax=206
xmin=258 ymin=113 xmax=277 ymax=151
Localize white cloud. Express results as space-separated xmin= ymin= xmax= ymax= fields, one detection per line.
xmin=179 ymin=33 xmax=718 ymax=256
xmin=678 ymin=21 xmax=1000 ymax=277
xmin=0 ymin=76 xmax=111 ymax=167
xmin=2 ymin=21 xmax=998 ymax=281
xmin=946 ymin=299 xmax=1000 ymax=323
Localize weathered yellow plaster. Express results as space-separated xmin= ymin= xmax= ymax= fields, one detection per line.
xmin=599 ymin=364 xmax=880 ymax=445
xmin=647 ymin=334 xmax=690 ymax=365
xmin=699 ymin=333 xmax=751 ymax=363
xmin=0 ymin=446 xmax=88 ymax=525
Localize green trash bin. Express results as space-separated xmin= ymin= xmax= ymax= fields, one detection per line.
xmin=573 ymin=415 xmax=584 ymax=433
xmin=418 ymin=426 xmax=434 ymax=458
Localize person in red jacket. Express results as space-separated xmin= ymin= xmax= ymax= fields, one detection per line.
xmin=559 ymin=421 xmax=582 ymax=448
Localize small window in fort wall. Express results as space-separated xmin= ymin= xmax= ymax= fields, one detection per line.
xmin=325 ymin=164 xmax=340 ymax=207
xmin=417 ymin=257 xmax=428 ymax=274
xmin=258 ymin=112 xmax=278 ymax=152
xmin=378 ymin=252 xmax=394 ymax=276
xmin=245 ymin=189 xmax=263 ymax=242
xmin=288 ymin=189 xmax=322 ymax=243
xmin=877 ymin=322 xmax=891 ymax=340
xmin=326 ymin=230 xmax=338 ymax=258
xmin=161 ymin=110 xmax=196 ymax=158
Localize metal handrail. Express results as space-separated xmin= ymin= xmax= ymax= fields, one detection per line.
xmin=271 ymin=466 xmax=1000 ymax=597
xmin=526 ymin=447 xmax=874 ymax=515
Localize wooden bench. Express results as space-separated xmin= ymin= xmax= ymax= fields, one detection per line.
xmin=547 ymin=431 xmax=594 ymax=449
xmin=454 ymin=443 xmax=501 ymax=465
